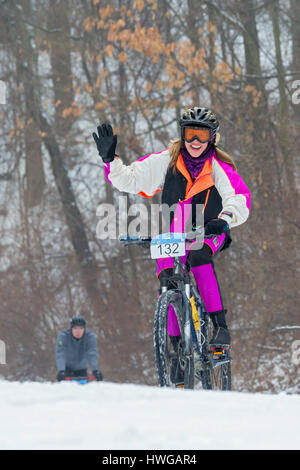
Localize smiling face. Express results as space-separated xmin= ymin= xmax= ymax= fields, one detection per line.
xmin=184 ymin=139 xmax=209 ymax=158
xmin=182 ymin=126 xmax=211 ymax=157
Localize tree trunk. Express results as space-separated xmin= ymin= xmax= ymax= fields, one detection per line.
xmin=290 ymin=0 xmax=300 ymax=150
xmin=290 ymin=0 xmax=300 ymax=75
xmin=16 ymin=0 xmax=45 ymax=208
xmin=37 ymin=111 xmax=104 ymax=317
xmin=269 ymin=0 xmax=290 ymax=168
xmin=47 ymin=0 xmax=75 ymax=138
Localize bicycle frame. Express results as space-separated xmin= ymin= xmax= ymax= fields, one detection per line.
xmin=162 ymin=246 xmax=231 ymax=372
xmin=163 ymin=254 xmax=232 ymax=382
xmin=190 ymin=278 xmax=231 ymax=371
xmin=159 ymin=254 xmax=194 ymax=358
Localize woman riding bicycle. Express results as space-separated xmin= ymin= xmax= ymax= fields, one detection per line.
xmin=93 ymin=107 xmax=251 ymax=350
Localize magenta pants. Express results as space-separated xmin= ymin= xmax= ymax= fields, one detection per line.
xmin=157 ymin=233 xmax=226 ymax=335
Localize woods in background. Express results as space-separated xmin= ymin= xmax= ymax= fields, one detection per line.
xmin=0 ymin=0 xmax=299 ymax=392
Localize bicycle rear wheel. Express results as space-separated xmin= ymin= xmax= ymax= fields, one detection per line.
xmin=209 ymin=361 xmax=232 ymax=390
xmin=154 ymin=290 xmax=194 ymax=389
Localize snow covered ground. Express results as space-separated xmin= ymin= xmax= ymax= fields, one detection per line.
xmin=0 ymin=380 xmax=299 ymax=450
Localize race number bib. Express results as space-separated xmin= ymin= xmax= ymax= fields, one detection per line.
xmin=150 ymin=233 xmax=186 ymax=259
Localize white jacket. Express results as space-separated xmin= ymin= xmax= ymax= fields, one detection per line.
xmin=104 ymin=148 xmax=251 ymax=229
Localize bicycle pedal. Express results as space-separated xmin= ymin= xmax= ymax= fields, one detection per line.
xmin=209 ymin=345 xmax=231 ymax=359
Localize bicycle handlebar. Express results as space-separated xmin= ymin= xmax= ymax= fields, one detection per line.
xmin=119 ymin=232 xmax=221 ymax=245
xmin=119 ymin=235 xmax=152 ymax=246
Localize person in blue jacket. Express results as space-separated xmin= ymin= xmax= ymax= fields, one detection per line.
xmin=55 ymin=315 xmax=103 ymax=381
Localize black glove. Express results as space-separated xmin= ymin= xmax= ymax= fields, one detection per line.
xmin=93 ymin=370 xmax=103 ymax=382
xmin=204 ymin=218 xmax=229 ymax=236
xmin=92 ymin=123 xmax=117 ymax=163
xmin=57 ymin=370 xmax=66 ymax=382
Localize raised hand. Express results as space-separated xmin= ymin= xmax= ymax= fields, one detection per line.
xmin=92 ymin=122 xmax=117 ymax=163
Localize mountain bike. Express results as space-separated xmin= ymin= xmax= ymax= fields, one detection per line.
xmin=120 ymin=232 xmax=232 ymax=391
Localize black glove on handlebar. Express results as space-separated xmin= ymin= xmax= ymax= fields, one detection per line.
xmin=93 ymin=369 xmax=103 ymax=381
xmin=57 ymin=370 xmax=66 ymax=382
xmin=92 ymin=123 xmax=117 ymax=163
xmin=204 ymin=218 xmax=229 ymax=236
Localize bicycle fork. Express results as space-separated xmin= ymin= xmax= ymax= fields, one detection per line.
xmin=183 ymin=278 xmax=192 ymax=357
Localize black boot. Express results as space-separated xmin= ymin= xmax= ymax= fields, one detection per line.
xmin=209 ymin=309 xmax=231 ymax=347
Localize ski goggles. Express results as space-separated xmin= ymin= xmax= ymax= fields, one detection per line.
xmin=183 ymin=127 xmax=212 ymax=143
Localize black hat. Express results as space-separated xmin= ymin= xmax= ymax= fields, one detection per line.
xmin=70 ymin=315 xmax=86 ymax=328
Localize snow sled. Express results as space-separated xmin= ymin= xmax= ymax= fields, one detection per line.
xmin=63 ymin=376 xmax=97 ymax=385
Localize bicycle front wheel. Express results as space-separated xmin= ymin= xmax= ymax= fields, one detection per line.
xmin=154 ymin=290 xmax=194 ymax=389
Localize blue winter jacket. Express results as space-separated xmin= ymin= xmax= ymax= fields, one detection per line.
xmin=55 ymin=328 xmax=98 ymax=372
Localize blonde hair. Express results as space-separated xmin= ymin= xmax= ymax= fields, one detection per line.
xmin=168 ymin=133 xmax=237 ymax=172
